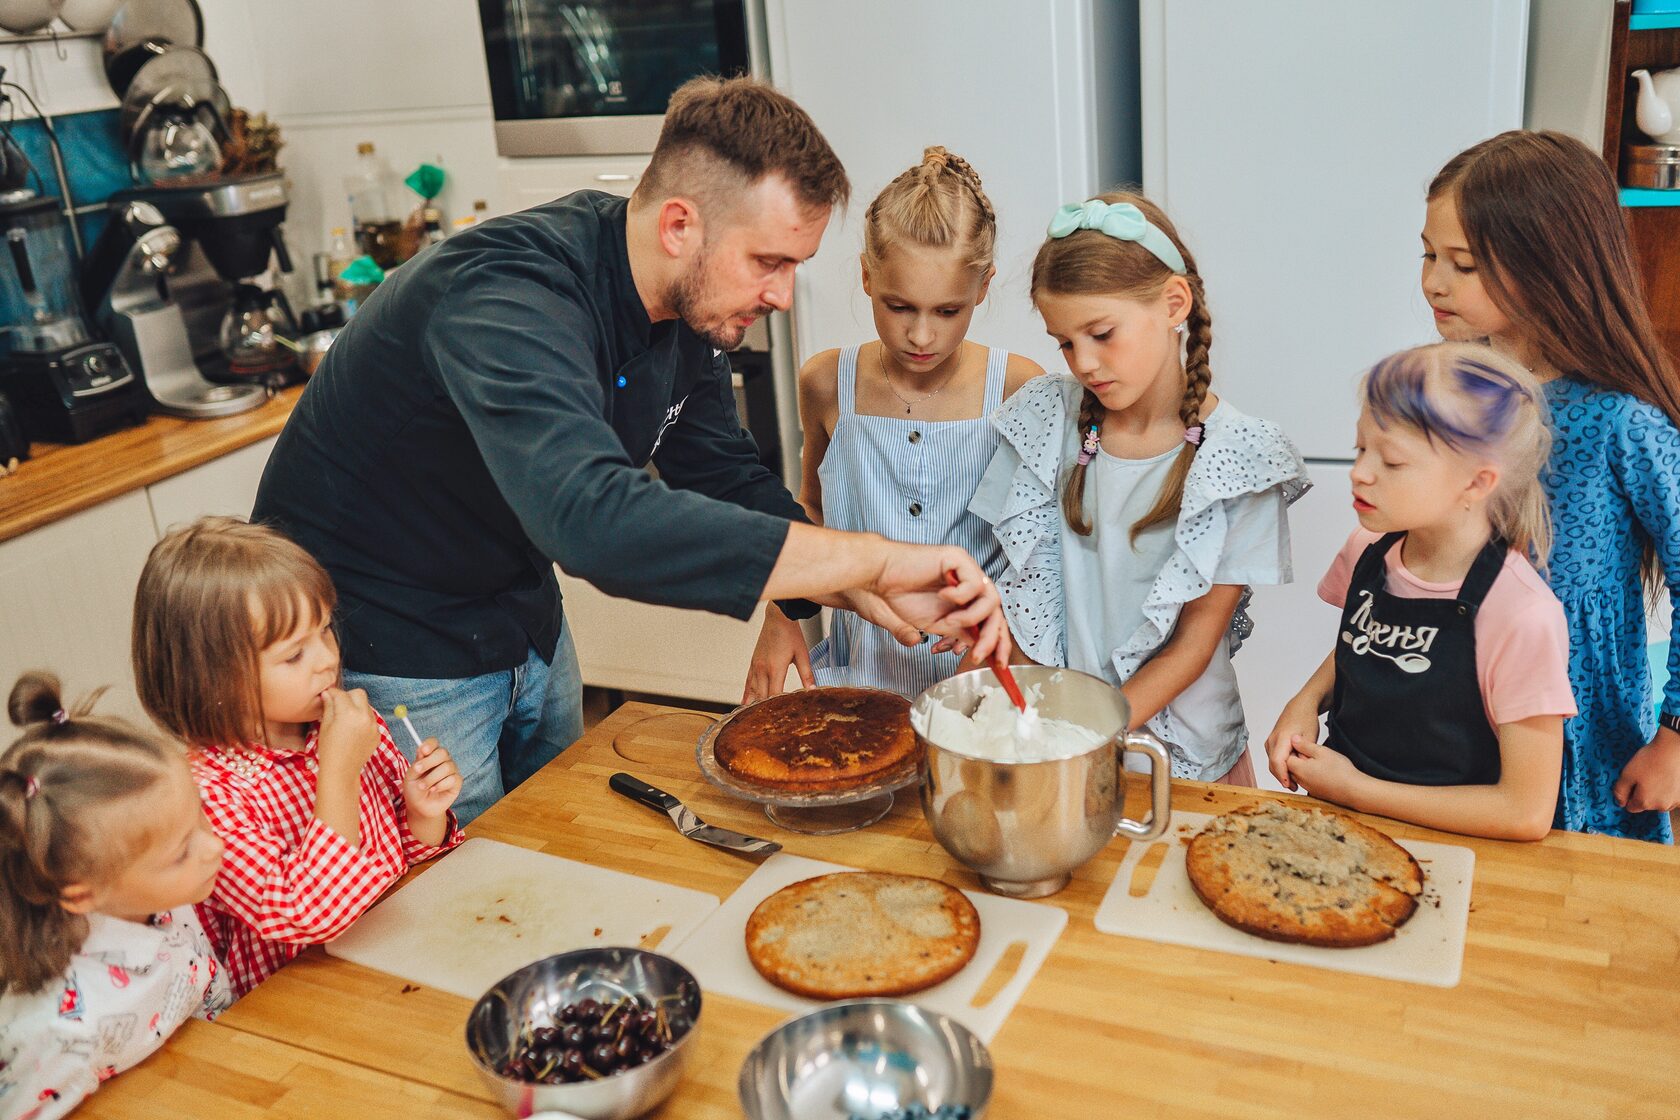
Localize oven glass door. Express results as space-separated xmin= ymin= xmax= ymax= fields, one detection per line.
xmin=480 ymin=1 xmax=748 ymax=124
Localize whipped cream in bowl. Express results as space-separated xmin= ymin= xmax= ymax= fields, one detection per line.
xmin=911 ymin=680 xmax=1110 ymax=763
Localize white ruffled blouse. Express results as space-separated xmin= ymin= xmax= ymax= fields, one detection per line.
xmin=969 ymin=374 xmax=1311 ymax=778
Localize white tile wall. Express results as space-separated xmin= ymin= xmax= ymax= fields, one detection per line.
xmin=196 ymin=0 xmax=502 ymax=306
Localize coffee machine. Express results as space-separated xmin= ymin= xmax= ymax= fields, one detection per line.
xmin=0 ymin=189 xmax=148 ymax=444
xmin=82 ymin=171 xmax=298 ymax=414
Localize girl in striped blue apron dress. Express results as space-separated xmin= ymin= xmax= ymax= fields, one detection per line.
xmin=742 ymin=146 xmax=1044 ymax=701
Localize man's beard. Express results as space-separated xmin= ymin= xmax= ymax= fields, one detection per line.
xmin=668 ymin=248 xmax=771 ymax=351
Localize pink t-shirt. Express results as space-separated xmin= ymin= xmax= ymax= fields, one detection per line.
xmin=1318 ymin=529 xmax=1577 ymax=730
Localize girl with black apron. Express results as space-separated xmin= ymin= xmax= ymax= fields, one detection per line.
xmin=1325 ymin=531 xmax=1506 ymax=786
xmin=1264 ymin=342 xmax=1575 ymax=841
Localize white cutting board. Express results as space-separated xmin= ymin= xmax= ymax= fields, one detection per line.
xmin=325 ymin=838 xmax=720 ymax=998
xmin=1094 ymin=811 xmax=1474 ymax=987
xmin=667 ymin=854 xmax=1067 ymax=1043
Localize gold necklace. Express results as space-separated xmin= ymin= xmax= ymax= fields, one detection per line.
xmin=878 ymin=346 xmax=962 ymax=415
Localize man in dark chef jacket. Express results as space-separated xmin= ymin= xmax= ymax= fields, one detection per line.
xmin=253 ymin=77 xmax=1007 ymax=823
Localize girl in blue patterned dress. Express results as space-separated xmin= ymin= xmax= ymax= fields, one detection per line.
xmin=1422 ymin=130 xmax=1680 ymax=842
xmin=742 ymin=147 xmax=1044 ymax=701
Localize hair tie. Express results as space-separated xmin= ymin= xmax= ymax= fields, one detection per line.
xmin=1047 ymin=200 xmax=1187 ymax=275
xmin=1184 ymin=425 xmax=1204 ymax=447
xmin=23 ymin=775 xmax=39 ymax=800
xmin=49 ymin=709 xmax=68 ymax=726
xmin=1076 ymin=424 xmax=1100 ymax=466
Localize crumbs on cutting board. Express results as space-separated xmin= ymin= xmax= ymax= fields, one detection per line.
xmin=400 ymin=984 xmax=420 ymax=994
xmin=593 ymin=927 xmax=603 ymax=937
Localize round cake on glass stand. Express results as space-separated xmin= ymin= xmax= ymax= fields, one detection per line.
xmin=695 ymin=687 xmax=920 ymax=835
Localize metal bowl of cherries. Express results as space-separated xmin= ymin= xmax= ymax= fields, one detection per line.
xmin=464 ymin=947 xmax=701 ymax=1119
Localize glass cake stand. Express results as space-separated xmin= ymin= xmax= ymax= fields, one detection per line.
xmin=694 ymin=693 xmax=921 ymax=835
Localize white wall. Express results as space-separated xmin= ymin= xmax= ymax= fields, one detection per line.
xmin=197 ymin=0 xmax=502 ymax=306
xmin=0 ymin=34 xmax=112 ymax=118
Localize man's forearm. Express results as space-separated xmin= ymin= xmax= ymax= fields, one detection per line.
xmin=762 ymin=522 xmax=886 ymax=604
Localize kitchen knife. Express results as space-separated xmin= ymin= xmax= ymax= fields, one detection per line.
xmin=609 ymin=772 xmax=781 ymax=857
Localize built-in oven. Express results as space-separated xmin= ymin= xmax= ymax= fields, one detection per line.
xmin=478 ymin=1 xmax=754 ymax=157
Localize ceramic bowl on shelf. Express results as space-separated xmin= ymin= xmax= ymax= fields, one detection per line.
xmin=0 ymin=0 xmax=62 ymax=34
xmin=464 ymin=948 xmax=701 ymax=1120
xmin=738 ymin=1000 xmax=994 ymax=1120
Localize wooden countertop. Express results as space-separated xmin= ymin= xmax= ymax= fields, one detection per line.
xmin=78 ymin=1020 xmax=503 ymax=1119
xmin=147 ymin=701 xmax=1679 ymax=1120
xmin=0 ymin=386 xmax=302 ymax=543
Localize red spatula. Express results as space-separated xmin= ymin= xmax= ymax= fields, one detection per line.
xmin=945 ymin=569 xmax=1028 ymax=712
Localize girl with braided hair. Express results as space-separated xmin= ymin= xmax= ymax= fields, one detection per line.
xmin=0 ymin=672 xmax=230 ymax=1118
xmin=970 ymin=191 xmax=1309 ymax=783
xmin=744 ymin=146 xmax=1045 ymax=701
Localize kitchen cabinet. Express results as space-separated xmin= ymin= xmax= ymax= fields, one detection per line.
xmin=146 ymin=436 xmax=279 ymax=534
xmin=0 ymin=435 xmax=281 ymax=726
xmin=0 ymin=492 xmax=159 ymax=724
xmin=556 ymin=572 xmax=777 ymax=705
xmin=495 ymin=153 xmax=649 ymax=215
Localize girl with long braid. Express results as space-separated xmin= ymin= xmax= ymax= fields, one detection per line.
xmin=745 ymin=146 xmax=1044 ymax=701
xmin=971 ymin=192 xmax=1309 ymax=783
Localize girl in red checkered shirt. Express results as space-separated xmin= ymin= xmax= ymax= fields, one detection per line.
xmin=132 ymin=517 xmax=465 ymax=998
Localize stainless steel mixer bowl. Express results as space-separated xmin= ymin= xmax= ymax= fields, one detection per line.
xmin=738 ymin=1000 xmax=993 ymax=1120
xmin=915 ymin=665 xmax=1172 ymax=897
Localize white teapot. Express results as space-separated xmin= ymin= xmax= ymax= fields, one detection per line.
xmin=1633 ymin=67 xmax=1680 ymax=146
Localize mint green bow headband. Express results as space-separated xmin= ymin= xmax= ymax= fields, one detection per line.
xmin=1047 ymin=200 xmax=1187 ymax=275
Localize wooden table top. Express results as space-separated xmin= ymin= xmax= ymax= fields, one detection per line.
xmin=78 ymin=1020 xmax=504 ymax=1119
xmin=0 ymin=386 xmax=302 ymax=543
xmin=180 ymin=701 xmax=1680 ymax=1120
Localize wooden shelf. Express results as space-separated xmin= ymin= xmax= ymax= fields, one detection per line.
xmin=1608 ymin=1 xmax=1680 ymax=365
xmin=1621 ymin=186 xmax=1680 ymax=205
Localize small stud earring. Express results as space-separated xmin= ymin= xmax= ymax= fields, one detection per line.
xmin=1174 ymin=323 xmax=1186 ymax=336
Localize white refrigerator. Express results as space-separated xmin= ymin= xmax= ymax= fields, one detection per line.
xmin=766 ymin=0 xmax=1140 ymax=371
xmin=1138 ymin=0 xmax=1530 ymax=782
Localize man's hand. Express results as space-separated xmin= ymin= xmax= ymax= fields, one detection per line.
xmin=850 ymin=544 xmax=1008 ymax=666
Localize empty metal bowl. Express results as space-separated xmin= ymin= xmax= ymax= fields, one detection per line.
xmin=465 ymin=947 xmax=701 ymax=1120
xmin=738 ymin=1000 xmax=993 ymax=1120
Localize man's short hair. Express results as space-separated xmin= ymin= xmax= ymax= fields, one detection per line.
xmin=634 ymin=76 xmax=849 ymax=214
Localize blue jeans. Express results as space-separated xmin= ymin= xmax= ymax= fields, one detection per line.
xmin=342 ymin=625 xmax=584 ymax=825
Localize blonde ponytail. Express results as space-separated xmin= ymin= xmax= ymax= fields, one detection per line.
xmin=862 ymin=146 xmax=997 ymax=276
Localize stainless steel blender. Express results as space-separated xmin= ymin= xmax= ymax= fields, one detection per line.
xmin=0 ymin=186 xmax=149 ymax=443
